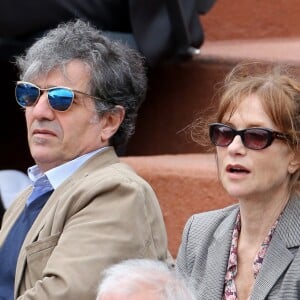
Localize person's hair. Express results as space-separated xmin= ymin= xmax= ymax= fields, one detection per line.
xmin=15 ymin=19 xmax=147 ymax=153
xmin=190 ymin=62 xmax=300 ymax=194
xmin=96 ymin=259 xmax=196 ymax=300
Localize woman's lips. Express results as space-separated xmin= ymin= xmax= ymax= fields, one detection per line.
xmin=226 ymin=164 xmax=250 ymax=174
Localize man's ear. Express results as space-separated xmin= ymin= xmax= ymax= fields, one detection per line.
xmin=99 ymin=105 xmax=125 ymax=143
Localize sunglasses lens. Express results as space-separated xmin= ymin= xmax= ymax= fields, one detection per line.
xmin=210 ymin=124 xmax=234 ymax=147
xmin=48 ymin=88 xmax=74 ymax=111
xmin=244 ymin=129 xmax=269 ymax=150
xmin=15 ymin=83 xmax=39 ymax=107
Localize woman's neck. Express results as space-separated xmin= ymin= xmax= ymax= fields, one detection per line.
xmin=238 ymin=191 xmax=289 ymax=244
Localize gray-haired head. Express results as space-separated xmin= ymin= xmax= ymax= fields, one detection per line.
xmin=15 ymin=19 xmax=147 ymax=153
xmin=97 ymin=259 xmax=196 ymax=300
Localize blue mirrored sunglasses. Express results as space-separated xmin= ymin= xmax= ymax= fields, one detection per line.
xmin=15 ymin=81 xmax=104 ymax=112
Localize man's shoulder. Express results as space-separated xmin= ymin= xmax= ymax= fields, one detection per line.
xmin=82 ymin=156 xmax=146 ymax=185
xmin=66 ymin=150 xmax=154 ymax=195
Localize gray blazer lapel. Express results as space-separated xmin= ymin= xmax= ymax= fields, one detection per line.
xmin=250 ymin=234 xmax=293 ymax=300
xmin=251 ymin=197 xmax=300 ymax=300
xmin=202 ymin=209 xmax=238 ymax=299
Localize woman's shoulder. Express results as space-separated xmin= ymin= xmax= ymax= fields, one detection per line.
xmin=183 ymin=203 xmax=239 ymax=237
xmin=191 ymin=203 xmax=239 ymax=224
xmin=176 ymin=204 xmax=239 ymax=274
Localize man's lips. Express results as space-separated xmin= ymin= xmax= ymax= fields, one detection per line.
xmin=32 ymin=129 xmax=57 ymax=136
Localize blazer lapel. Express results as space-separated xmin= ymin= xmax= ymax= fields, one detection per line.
xmin=14 ymin=188 xmax=58 ymax=296
xmin=203 ymin=209 xmax=239 ymax=299
xmin=251 ymin=197 xmax=300 ymax=300
xmin=250 ymin=234 xmax=293 ymax=300
xmin=14 ymin=147 xmax=120 ymax=294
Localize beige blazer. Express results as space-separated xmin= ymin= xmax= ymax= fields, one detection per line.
xmin=0 ymin=147 xmax=169 ymax=300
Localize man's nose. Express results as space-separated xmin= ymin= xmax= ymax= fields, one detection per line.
xmin=28 ymin=92 xmax=54 ymax=118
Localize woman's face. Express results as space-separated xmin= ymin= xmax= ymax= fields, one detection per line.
xmin=216 ymin=94 xmax=299 ymax=203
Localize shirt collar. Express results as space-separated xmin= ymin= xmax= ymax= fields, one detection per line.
xmin=27 ymin=147 xmax=109 ymax=189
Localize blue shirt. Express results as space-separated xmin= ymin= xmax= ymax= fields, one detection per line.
xmin=27 ymin=147 xmax=108 ymax=205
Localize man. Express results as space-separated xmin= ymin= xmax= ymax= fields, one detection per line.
xmin=0 ymin=19 xmax=169 ymax=300
xmin=96 ymin=259 xmax=196 ymax=300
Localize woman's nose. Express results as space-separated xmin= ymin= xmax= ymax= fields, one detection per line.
xmin=227 ymin=135 xmax=246 ymax=154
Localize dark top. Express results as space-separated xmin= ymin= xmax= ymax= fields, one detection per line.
xmin=0 ymin=0 xmax=217 ymax=66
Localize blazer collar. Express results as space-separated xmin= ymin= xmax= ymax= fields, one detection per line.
xmin=201 ymin=198 xmax=300 ymax=300
xmin=250 ymin=196 xmax=300 ymax=300
xmin=14 ymin=147 xmax=119 ymax=295
xmin=203 ymin=206 xmax=240 ymax=299
xmin=274 ymin=196 xmax=300 ymax=247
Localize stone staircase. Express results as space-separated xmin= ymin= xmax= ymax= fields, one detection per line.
xmin=2 ymin=0 xmax=300 ymax=257
xmin=123 ymin=0 xmax=300 ymax=256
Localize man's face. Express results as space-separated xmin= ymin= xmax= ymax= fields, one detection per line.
xmin=25 ymin=60 xmax=107 ymax=172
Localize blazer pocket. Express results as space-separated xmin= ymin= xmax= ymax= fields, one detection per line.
xmin=25 ymin=233 xmax=61 ymax=284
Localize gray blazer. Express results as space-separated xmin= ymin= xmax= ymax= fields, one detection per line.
xmin=176 ymin=197 xmax=300 ymax=299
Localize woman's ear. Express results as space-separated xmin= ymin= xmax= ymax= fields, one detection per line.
xmin=99 ymin=105 xmax=125 ymax=143
xmin=288 ymin=154 xmax=300 ymax=174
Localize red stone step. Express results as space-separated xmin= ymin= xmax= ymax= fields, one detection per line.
xmin=127 ymin=37 xmax=300 ymax=156
xmin=121 ymin=153 xmax=236 ymax=257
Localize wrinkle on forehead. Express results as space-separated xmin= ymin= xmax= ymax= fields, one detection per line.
xmin=25 ymin=59 xmax=92 ymax=85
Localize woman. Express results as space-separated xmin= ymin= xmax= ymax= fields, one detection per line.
xmin=176 ymin=63 xmax=300 ymax=299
